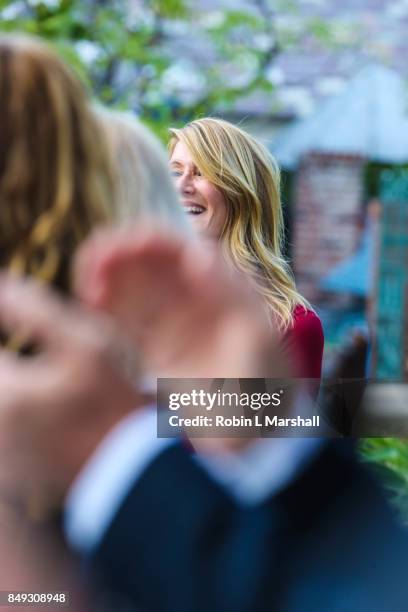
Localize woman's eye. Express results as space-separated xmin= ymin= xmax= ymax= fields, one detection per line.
xmin=170 ymin=170 xmax=182 ymax=177
xmin=194 ymin=170 xmax=202 ymax=177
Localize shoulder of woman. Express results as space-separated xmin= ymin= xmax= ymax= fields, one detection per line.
xmin=287 ymin=305 xmax=324 ymax=350
xmin=282 ymin=305 xmax=324 ymax=379
xmin=286 ymin=305 xmax=324 ymax=382
xmin=292 ymin=304 xmax=322 ymax=327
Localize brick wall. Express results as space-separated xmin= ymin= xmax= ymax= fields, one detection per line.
xmin=292 ymin=152 xmax=366 ymax=302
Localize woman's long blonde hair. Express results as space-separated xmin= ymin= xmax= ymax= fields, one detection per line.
xmin=169 ymin=117 xmax=309 ymax=330
xmin=0 ymin=35 xmax=114 ymax=293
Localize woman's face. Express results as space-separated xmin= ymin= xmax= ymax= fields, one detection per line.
xmin=169 ymin=140 xmax=227 ymax=240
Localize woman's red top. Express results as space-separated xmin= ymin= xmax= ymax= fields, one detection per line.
xmin=282 ymin=305 xmax=324 ymax=379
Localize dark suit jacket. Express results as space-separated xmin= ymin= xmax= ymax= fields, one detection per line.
xmin=90 ymin=441 xmax=408 ymax=612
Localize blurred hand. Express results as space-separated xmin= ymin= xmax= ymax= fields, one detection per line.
xmin=74 ymin=227 xmax=283 ymax=380
xmin=74 ymin=228 xmax=291 ymax=454
xmin=0 ymin=275 xmax=143 ymax=509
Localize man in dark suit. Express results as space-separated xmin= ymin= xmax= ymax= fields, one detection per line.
xmin=91 ymin=440 xmax=408 ymax=612
xmin=0 ymin=231 xmax=407 ymax=612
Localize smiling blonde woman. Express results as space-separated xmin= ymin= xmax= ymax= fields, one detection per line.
xmin=169 ymin=117 xmax=324 ymax=378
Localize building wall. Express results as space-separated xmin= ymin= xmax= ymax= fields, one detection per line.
xmin=374 ymin=169 xmax=408 ymax=379
xmin=292 ymin=152 xmax=366 ymax=303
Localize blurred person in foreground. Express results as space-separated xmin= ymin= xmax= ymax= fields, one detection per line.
xmin=0 ymin=230 xmax=407 ymax=612
xmin=0 ymin=35 xmax=114 ymax=296
xmin=0 ymin=33 xmax=187 ymax=602
xmin=96 ymin=108 xmax=190 ymax=232
xmin=0 ymin=32 xmax=192 ymax=382
xmin=0 ymin=32 xmax=118 ymax=604
xmin=0 ymin=35 xmax=188 ymax=301
xmin=168 ymin=118 xmax=324 ymax=380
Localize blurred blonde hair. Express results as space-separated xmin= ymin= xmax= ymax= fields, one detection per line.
xmin=96 ymin=108 xmax=190 ymax=233
xmin=0 ymin=34 xmax=114 ymax=292
xmin=169 ymin=117 xmax=309 ymax=329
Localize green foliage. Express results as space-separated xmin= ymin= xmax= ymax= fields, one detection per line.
xmin=150 ymin=0 xmax=189 ymax=19
xmin=0 ymin=0 xmax=355 ymax=140
xmin=360 ymin=438 xmax=408 ymax=522
xmin=307 ymin=18 xmax=334 ymax=45
xmin=0 ymin=0 xmax=323 ymax=139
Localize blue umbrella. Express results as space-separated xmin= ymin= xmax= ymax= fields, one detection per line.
xmin=319 ymin=225 xmax=375 ymax=297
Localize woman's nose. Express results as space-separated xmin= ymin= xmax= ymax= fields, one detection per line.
xmin=178 ymin=171 xmax=195 ymax=194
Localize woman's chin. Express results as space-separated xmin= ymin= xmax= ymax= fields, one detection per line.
xmin=187 ymin=215 xmax=221 ymax=241
xmin=189 ymin=214 xmax=207 ymax=232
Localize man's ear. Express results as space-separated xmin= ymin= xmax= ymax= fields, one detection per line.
xmin=72 ymin=230 xmax=129 ymax=310
xmin=72 ymin=232 xmax=98 ymax=306
xmin=72 ymin=233 xmax=118 ymax=310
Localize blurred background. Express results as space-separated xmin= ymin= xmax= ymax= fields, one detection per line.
xmin=1 ymin=0 xmax=408 ymax=509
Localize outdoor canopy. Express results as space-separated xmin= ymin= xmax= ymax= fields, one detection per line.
xmin=271 ymin=64 xmax=408 ymax=169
